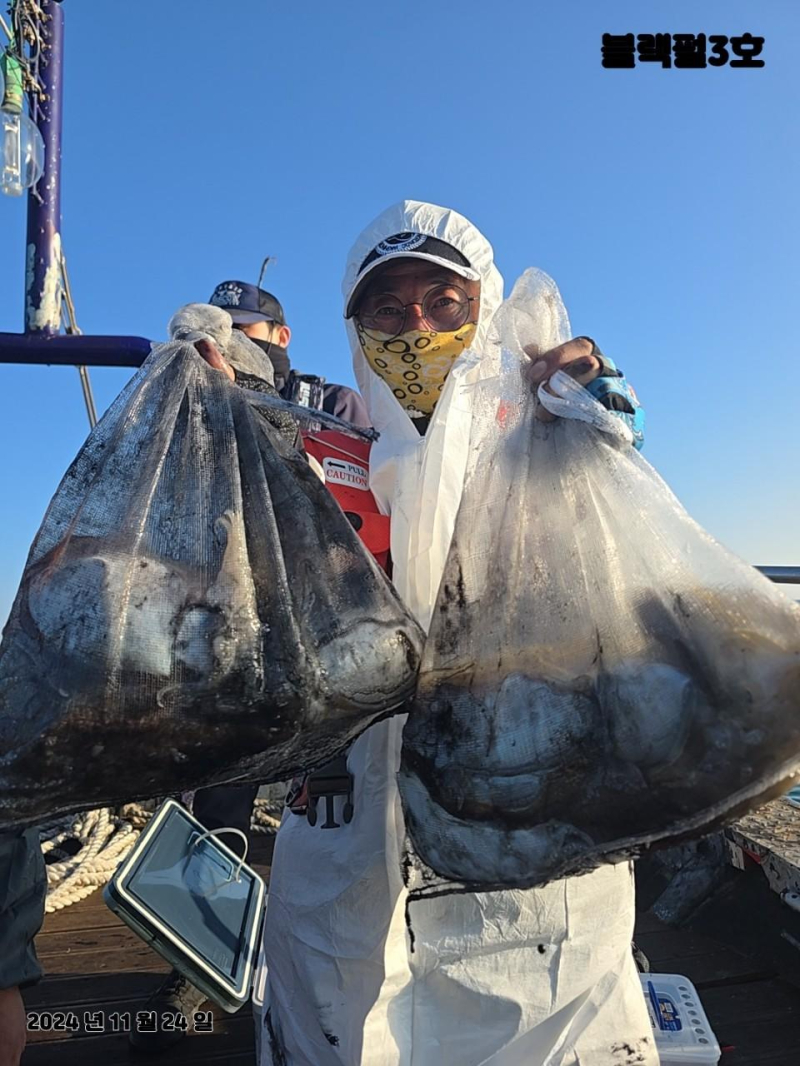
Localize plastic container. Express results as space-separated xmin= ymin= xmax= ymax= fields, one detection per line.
xmin=104 ymin=799 xmax=266 ymax=1013
xmin=640 ymin=973 xmax=721 ymax=1065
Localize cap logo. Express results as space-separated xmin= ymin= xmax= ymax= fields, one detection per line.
xmin=375 ymin=232 xmax=427 ymax=256
xmin=210 ymin=282 xmax=243 ymax=308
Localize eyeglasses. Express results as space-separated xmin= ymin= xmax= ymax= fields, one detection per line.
xmin=356 ymin=284 xmax=477 ymax=341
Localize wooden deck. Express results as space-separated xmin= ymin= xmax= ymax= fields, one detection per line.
xmin=21 ymin=831 xmax=800 ymax=1065
xmin=635 ymin=906 xmax=800 ymax=1065
xmin=22 ymin=835 xmax=275 ymax=1065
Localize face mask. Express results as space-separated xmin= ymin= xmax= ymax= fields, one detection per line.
xmin=357 ymin=322 xmax=477 ymax=416
xmin=249 ymin=338 xmax=291 ymax=391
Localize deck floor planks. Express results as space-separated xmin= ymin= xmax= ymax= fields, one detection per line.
xmin=636 ymin=910 xmax=800 ymax=1065
xmin=22 ymin=835 xmax=274 ymax=1064
xmin=20 ymin=834 xmax=800 ymax=1065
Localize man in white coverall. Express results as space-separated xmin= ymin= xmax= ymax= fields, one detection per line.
xmin=201 ymin=200 xmax=655 ymax=1066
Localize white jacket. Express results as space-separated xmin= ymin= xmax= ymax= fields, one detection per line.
xmin=256 ymin=201 xmax=658 ymax=1066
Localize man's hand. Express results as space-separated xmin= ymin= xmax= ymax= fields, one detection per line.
xmin=195 ymin=339 xmax=235 ymax=382
xmin=0 ymin=987 xmax=27 ymax=1066
xmin=524 ymin=337 xmax=601 ymax=423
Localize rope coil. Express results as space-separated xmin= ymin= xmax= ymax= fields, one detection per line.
xmin=39 ymin=794 xmax=284 ymax=912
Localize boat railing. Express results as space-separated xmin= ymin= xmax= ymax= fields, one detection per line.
xmin=756 ymin=566 xmax=800 ymax=585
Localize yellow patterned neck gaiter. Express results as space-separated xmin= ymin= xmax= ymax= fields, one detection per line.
xmin=357 ymin=322 xmax=477 ymax=416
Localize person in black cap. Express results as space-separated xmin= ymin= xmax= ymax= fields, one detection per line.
xmin=208 ymin=279 xmax=370 ymax=427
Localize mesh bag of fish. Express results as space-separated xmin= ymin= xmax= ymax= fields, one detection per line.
xmin=399 ymin=269 xmax=800 ymax=893
xmin=0 ymin=305 xmax=422 ymax=829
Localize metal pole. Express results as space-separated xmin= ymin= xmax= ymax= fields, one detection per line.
xmin=24 ymin=0 xmax=64 ymax=334
xmin=756 ymin=566 xmax=800 ymax=585
xmin=0 ymin=332 xmax=153 ymax=366
xmin=76 ymin=364 xmax=98 ymax=427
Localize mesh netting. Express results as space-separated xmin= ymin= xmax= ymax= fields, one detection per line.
xmin=0 ymin=306 xmax=422 ymax=830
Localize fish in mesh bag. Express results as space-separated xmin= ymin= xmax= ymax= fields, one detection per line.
xmin=398 ymin=269 xmax=800 ymax=894
xmin=0 ymin=304 xmax=423 ymax=830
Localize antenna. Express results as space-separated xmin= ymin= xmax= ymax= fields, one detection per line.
xmin=257 ymin=256 xmax=274 ymax=290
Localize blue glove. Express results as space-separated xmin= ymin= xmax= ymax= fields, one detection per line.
xmin=583 ymin=352 xmax=645 ymax=451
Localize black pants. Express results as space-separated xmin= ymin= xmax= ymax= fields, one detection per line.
xmin=192 ymin=783 xmax=259 ymax=853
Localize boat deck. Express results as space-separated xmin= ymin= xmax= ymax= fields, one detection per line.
xmin=21 ymin=835 xmax=276 ymax=1066
xmin=21 ymin=830 xmax=800 ymax=1065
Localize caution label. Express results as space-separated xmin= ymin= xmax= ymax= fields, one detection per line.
xmin=322 ymin=457 xmax=369 ymax=491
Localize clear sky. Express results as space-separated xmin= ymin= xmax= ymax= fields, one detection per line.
xmin=0 ymin=0 xmax=797 ymax=621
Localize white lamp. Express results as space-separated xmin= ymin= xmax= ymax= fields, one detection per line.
xmin=1 ymin=47 xmax=45 ymax=197
xmin=1 ymin=106 xmax=44 ymax=196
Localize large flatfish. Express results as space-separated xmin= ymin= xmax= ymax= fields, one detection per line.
xmin=399 ymin=271 xmax=800 ymax=893
xmin=0 ymin=306 xmax=422 ymax=828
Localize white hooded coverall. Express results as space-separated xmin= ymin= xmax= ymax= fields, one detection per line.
xmin=256 ymin=201 xmax=658 ymax=1066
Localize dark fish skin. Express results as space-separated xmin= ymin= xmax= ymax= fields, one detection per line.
xmin=398 ymin=414 xmax=800 ymax=893
xmin=400 ymin=611 xmax=800 ymax=893
xmin=0 ymin=341 xmax=423 ymax=830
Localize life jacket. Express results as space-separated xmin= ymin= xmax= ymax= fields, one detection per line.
xmin=301 ymin=429 xmax=390 ymax=573
xmin=290 ymin=428 xmax=390 ymax=824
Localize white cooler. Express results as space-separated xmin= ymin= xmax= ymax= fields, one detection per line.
xmin=640 ymin=973 xmax=721 ymax=1065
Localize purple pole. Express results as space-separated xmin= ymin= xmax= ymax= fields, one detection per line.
xmin=0 ymin=332 xmax=152 ymax=367
xmin=24 ymin=0 xmax=64 ymax=335
xmin=0 ymin=2 xmax=152 ymax=380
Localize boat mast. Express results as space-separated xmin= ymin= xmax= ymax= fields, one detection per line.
xmin=21 ymin=0 xmax=97 ymax=427
xmin=0 ymin=0 xmax=150 ymax=414
xmin=23 ymin=0 xmax=62 ymax=337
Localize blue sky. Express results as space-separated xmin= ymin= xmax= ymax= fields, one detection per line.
xmin=1 ymin=0 xmax=798 ymax=620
